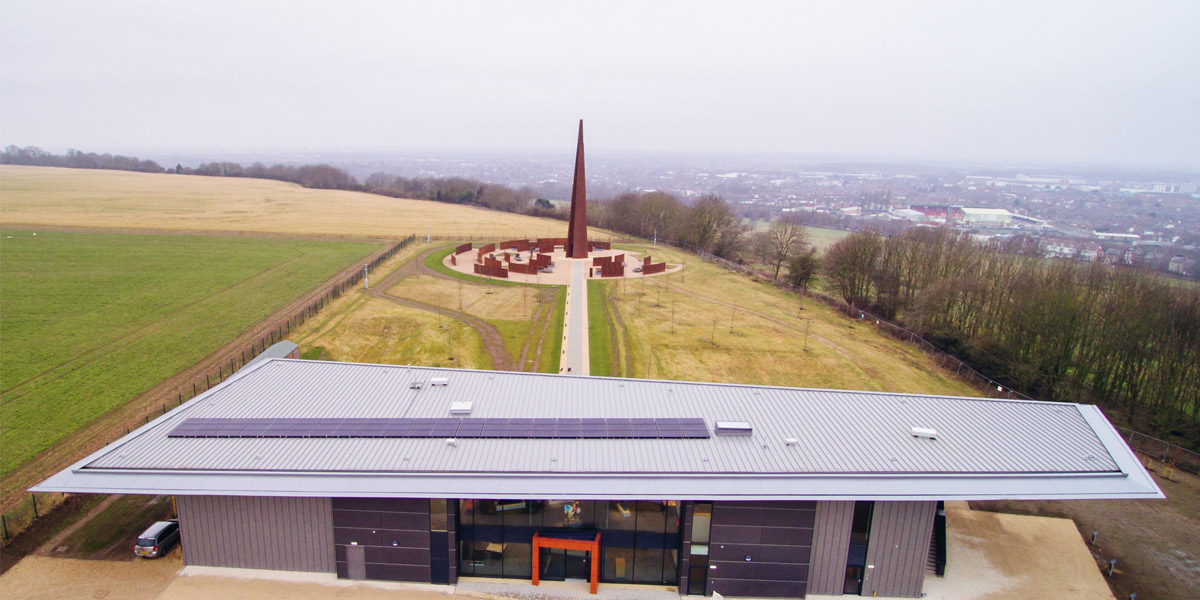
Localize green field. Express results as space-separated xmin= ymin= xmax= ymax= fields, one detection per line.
xmin=0 ymin=229 xmax=379 ymax=474
xmin=806 ymin=226 xmax=851 ymax=253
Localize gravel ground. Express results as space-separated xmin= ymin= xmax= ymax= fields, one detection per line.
xmin=972 ymin=466 xmax=1200 ymax=600
xmin=0 ymin=549 xmax=181 ymax=600
xmin=920 ymin=503 xmax=1114 ymax=600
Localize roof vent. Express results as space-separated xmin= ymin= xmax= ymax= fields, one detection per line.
xmin=715 ymin=421 xmax=753 ymax=436
xmin=450 ymin=401 xmax=473 ymax=415
xmin=409 ymin=381 xmax=423 ymax=390
xmin=430 ymin=377 xmax=449 ymax=386
xmin=911 ymin=427 xmax=937 ymax=439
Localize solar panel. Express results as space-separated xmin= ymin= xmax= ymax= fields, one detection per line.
xmin=167 ymin=417 xmax=709 ymax=439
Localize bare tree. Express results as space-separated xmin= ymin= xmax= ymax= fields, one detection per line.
xmin=763 ymin=215 xmax=809 ymax=280
xmin=823 ymin=231 xmax=881 ymax=306
xmin=682 ymin=195 xmax=745 ymax=258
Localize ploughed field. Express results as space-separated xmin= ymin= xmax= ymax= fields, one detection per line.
xmin=0 ymin=229 xmax=379 ymax=475
xmin=0 ymin=165 xmax=587 ymax=240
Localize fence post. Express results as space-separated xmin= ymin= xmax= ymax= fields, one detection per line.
xmin=31 ymin=494 xmax=38 ymax=519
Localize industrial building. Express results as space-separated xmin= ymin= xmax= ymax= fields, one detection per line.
xmin=34 ymin=359 xmax=1160 ymax=597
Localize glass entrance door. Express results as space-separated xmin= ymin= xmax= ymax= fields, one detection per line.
xmin=565 ymin=549 xmax=590 ymax=580
xmin=539 ymin=547 xmax=591 ymax=581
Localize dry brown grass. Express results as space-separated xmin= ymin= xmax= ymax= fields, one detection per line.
xmin=0 ymin=166 xmax=610 ymax=240
xmin=605 ymin=244 xmax=978 ymax=396
xmin=287 ymin=245 xmax=491 ymax=369
xmin=387 ymin=274 xmax=533 ymax=321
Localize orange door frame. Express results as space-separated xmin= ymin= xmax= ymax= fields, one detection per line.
xmin=531 ymin=531 xmax=602 ymax=594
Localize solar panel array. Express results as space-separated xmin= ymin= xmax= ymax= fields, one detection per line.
xmin=168 ymin=417 xmax=710 ymax=439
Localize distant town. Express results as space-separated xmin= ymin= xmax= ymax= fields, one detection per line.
xmin=214 ymin=150 xmax=1197 ymax=279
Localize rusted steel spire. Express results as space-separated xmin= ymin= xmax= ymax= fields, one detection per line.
xmin=565 ymin=120 xmax=589 ymax=258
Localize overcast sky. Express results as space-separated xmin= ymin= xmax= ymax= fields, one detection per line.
xmin=2 ymin=1 xmax=1198 ymax=168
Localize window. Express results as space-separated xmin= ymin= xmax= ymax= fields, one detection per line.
xmin=687 ymin=502 xmax=713 ymax=595
xmin=459 ymin=498 xmax=680 ymax=585
xmin=430 ymin=499 xmax=447 ymax=531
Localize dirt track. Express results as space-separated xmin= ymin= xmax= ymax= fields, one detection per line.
xmin=367 ymin=248 xmax=515 ymax=371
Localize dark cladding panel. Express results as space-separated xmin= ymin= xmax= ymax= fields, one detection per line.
xmin=706 ymin=501 xmax=815 ymax=598
xmin=862 ymin=501 xmax=937 ymax=598
xmin=809 ymin=501 xmax=855 ymax=595
xmin=333 ymin=498 xmax=431 ymax=584
xmin=176 ymin=496 xmax=334 ymax=573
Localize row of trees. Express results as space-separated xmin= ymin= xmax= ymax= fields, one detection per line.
xmin=6 ymin=147 xmax=762 ymax=259
xmin=363 ymin=173 xmax=539 ymax=215
xmin=191 ymin=161 xmax=357 ymax=189
xmin=822 ymin=228 xmax=1200 ymax=445
xmin=591 ymin=191 xmax=748 ymax=259
xmin=2 ymin=145 xmax=163 ymax=173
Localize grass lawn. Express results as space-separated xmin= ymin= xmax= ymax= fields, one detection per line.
xmin=293 ymin=293 xmax=492 ymax=370
xmin=0 ymin=165 xmax=611 ymax=241
xmin=807 ymin=226 xmax=851 ymax=253
xmin=541 ymin=287 xmax=566 ymax=374
xmin=0 ymin=229 xmax=379 ymax=474
xmin=587 ymin=280 xmax=614 ymax=377
xmin=293 ymin=242 xmax=565 ymax=373
xmin=290 ymin=243 xmax=493 ymax=370
xmin=609 ymin=244 xmax=978 ymax=396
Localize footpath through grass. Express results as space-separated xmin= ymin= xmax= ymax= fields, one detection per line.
xmin=0 ymin=229 xmax=378 ymax=474
xmin=295 ymin=243 xmax=565 ymax=374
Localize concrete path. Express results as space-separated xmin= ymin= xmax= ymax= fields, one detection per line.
xmin=560 ymin=260 xmax=589 ymax=375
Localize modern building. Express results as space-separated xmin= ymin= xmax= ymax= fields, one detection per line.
xmin=34 ymin=359 xmax=1160 ymax=597
xmin=959 ymin=207 xmax=1014 ymax=226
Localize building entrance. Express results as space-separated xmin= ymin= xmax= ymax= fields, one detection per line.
xmin=541 ymin=547 xmax=591 ymax=581
xmin=457 ymin=499 xmax=682 ymax=586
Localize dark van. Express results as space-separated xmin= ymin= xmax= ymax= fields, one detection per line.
xmin=134 ymin=519 xmax=180 ymax=558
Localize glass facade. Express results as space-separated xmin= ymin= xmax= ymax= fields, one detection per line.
xmin=457 ymin=499 xmax=682 ymax=585
xmin=687 ymin=502 xmax=712 ymax=595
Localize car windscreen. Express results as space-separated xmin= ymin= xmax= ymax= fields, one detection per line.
xmin=137 ymin=537 xmax=156 ymax=546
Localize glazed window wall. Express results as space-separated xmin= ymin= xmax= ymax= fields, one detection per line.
xmin=457 ymin=499 xmax=681 ymax=585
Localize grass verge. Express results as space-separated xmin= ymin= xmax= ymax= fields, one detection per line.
xmin=587 ymin=280 xmax=613 ymax=377
xmin=542 ymin=287 xmax=566 ymax=373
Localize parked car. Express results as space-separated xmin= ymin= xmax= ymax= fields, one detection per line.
xmin=134 ymin=519 xmax=180 ymax=558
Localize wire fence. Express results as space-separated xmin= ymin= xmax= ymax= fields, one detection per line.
xmin=1 ymin=236 xmax=417 ymax=544
xmin=659 ymin=238 xmax=1039 ymax=403
xmin=1115 ymin=427 xmax=1200 ymax=475
xmin=660 ymin=238 xmax=1200 ymax=467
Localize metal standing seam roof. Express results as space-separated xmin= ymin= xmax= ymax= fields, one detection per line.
xmin=32 ymin=359 xmax=1163 ymax=501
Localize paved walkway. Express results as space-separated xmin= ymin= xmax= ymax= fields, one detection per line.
xmin=560 ymin=260 xmax=589 ymax=375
